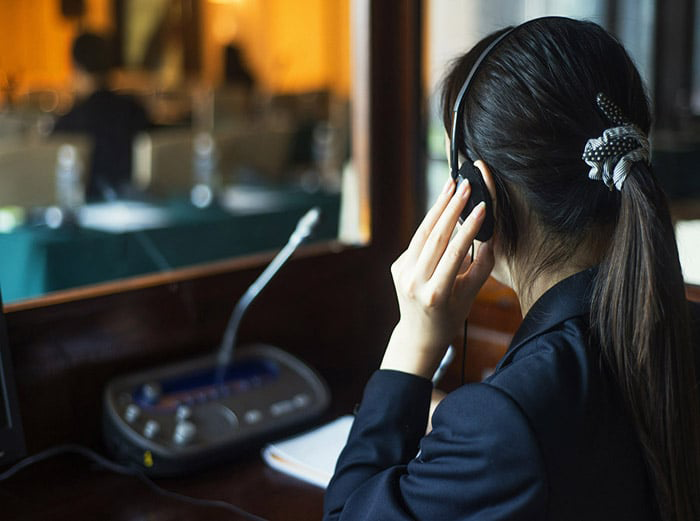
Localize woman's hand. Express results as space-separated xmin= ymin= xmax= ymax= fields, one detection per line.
xmin=380 ymin=178 xmax=495 ymax=380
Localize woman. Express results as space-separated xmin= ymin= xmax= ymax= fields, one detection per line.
xmin=323 ymin=17 xmax=700 ymax=521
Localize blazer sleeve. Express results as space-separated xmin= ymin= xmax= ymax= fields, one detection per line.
xmin=323 ymin=370 xmax=547 ymax=521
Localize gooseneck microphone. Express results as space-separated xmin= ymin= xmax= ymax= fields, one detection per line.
xmin=103 ymin=206 xmax=329 ymax=477
xmin=216 ymin=207 xmax=322 ymax=372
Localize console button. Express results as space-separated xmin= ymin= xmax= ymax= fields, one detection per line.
xmin=293 ymin=393 xmax=311 ymax=408
xmin=244 ymin=409 xmax=263 ymax=424
xmin=270 ymin=400 xmax=294 ymax=417
xmin=173 ymin=421 xmax=197 ymax=445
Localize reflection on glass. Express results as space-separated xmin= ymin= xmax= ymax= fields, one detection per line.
xmin=0 ymin=0 xmax=355 ymax=302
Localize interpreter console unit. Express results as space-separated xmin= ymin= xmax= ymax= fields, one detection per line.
xmin=103 ymin=343 xmax=330 ymax=476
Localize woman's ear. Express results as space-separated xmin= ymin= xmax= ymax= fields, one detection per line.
xmin=473 ymin=160 xmax=497 ymax=210
xmin=472 ymin=159 xmax=514 ymax=289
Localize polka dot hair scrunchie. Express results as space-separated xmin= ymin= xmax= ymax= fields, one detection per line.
xmin=582 ymin=93 xmax=650 ymax=191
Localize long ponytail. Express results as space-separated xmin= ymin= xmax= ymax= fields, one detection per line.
xmin=592 ymin=162 xmax=700 ymax=520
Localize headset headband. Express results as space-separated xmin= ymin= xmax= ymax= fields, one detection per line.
xmin=449 ymin=17 xmax=566 ymax=179
xmin=449 ymin=27 xmax=516 ymax=179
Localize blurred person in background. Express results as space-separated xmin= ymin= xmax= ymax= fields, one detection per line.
xmin=53 ymin=31 xmax=151 ymax=201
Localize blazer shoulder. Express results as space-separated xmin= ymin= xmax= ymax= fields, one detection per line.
xmin=420 ymin=382 xmax=548 ymax=519
xmin=433 ymin=380 xmax=545 ymax=450
xmin=485 ymin=319 xmax=601 ymax=443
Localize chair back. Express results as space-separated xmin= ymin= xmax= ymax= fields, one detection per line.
xmin=0 ymin=136 xmax=90 ymax=208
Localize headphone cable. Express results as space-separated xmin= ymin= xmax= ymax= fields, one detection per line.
xmin=0 ymin=444 xmax=269 ymax=521
xmin=461 ymin=241 xmax=476 ymax=385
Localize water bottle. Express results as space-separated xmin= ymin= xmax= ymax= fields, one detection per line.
xmin=191 ymin=132 xmax=219 ymax=208
xmin=55 ymin=144 xmax=83 ymax=211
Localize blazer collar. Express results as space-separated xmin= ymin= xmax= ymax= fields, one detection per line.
xmin=495 ymin=267 xmax=597 ymax=371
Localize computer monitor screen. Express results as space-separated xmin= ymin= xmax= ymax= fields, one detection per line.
xmin=0 ymin=291 xmax=25 ymax=466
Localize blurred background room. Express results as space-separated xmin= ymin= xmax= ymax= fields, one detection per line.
xmin=0 ymin=0 xmax=353 ymax=303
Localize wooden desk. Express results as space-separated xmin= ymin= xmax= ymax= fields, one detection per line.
xmin=1 ymin=373 xmax=362 ymax=521
xmin=3 ymin=452 xmax=325 ymax=521
xmin=1 ymin=359 xmax=363 ymax=521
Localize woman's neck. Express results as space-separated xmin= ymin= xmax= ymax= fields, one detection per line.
xmin=514 ymin=264 xmax=588 ymax=316
xmin=508 ymin=223 xmax=608 ymax=317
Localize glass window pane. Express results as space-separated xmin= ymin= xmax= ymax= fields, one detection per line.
xmin=425 ymin=0 xmax=654 ymax=206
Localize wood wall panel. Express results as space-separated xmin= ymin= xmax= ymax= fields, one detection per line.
xmin=688 ymin=284 xmax=700 ymax=302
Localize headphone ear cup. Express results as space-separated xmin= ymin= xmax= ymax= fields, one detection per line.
xmin=456 ymin=162 xmax=495 ymax=241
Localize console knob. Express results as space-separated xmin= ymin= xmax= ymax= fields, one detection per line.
xmin=173 ymin=421 xmax=197 ymax=445
xmin=141 ymin=382 xmax=162 ymax=404
xmin=124 ymin=404 xmax=141 ymax=423
xmin=175 ymin=405 xmax=192 ymax=422
xmin=143 ymin=420 xmax=161 ymax=439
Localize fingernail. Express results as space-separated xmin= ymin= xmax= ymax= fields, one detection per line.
xmin=472 ymin=201 xmax=485 ymax=219
xmin=457 ymin=179 xmax=470 ymax=198
xmin=442 ymin=178 xmax=454 ymax=195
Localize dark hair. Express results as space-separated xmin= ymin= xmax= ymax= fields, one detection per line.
xmin=441 ymin=17 xmax=700 ymax=521
xmin=224 ymin=44 xmax=256 ymax=89
xmin=72 ymin=32 xmax=114 ymax=78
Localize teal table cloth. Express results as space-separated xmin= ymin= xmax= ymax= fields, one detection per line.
xmin=0 ymin=189 xmax=340 ymax=302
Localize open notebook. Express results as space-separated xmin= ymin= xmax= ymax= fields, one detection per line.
xmin=262 ymin=415 xmax=354 ymax=488
xmin=676 ymin=220 xmax=700 ymax=285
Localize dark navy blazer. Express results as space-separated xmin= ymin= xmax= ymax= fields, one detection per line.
xmin=324 ymin=269 xmax=699 ymax=520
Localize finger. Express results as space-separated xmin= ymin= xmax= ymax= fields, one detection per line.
xmin=455 ymin=237 xmax=484 ymax=276
xmin=456 ymin=237 xmax=495 ymax=301
xmin=456 ymin=241 xmax=474 ymax=275
xmin=415 ymin=180 xmax=471 ymax=281
xmin=405 ymin=178 xmax=455 ymax=261
xmin=430 ymin=200 xmax=485 ymax=295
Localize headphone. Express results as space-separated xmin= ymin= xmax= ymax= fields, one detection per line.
xmin=449 ymin=25 xmax=520 ymax=241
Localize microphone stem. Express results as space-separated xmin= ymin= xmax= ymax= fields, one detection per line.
xmin=216 ymin=207 xmax=321 ymax=376
xmin=217 ymin=237 xmax=300 ymax=370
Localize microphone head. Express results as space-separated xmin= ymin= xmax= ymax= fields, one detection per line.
xmin=292 ymin=206 xmax=322 ymax=242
